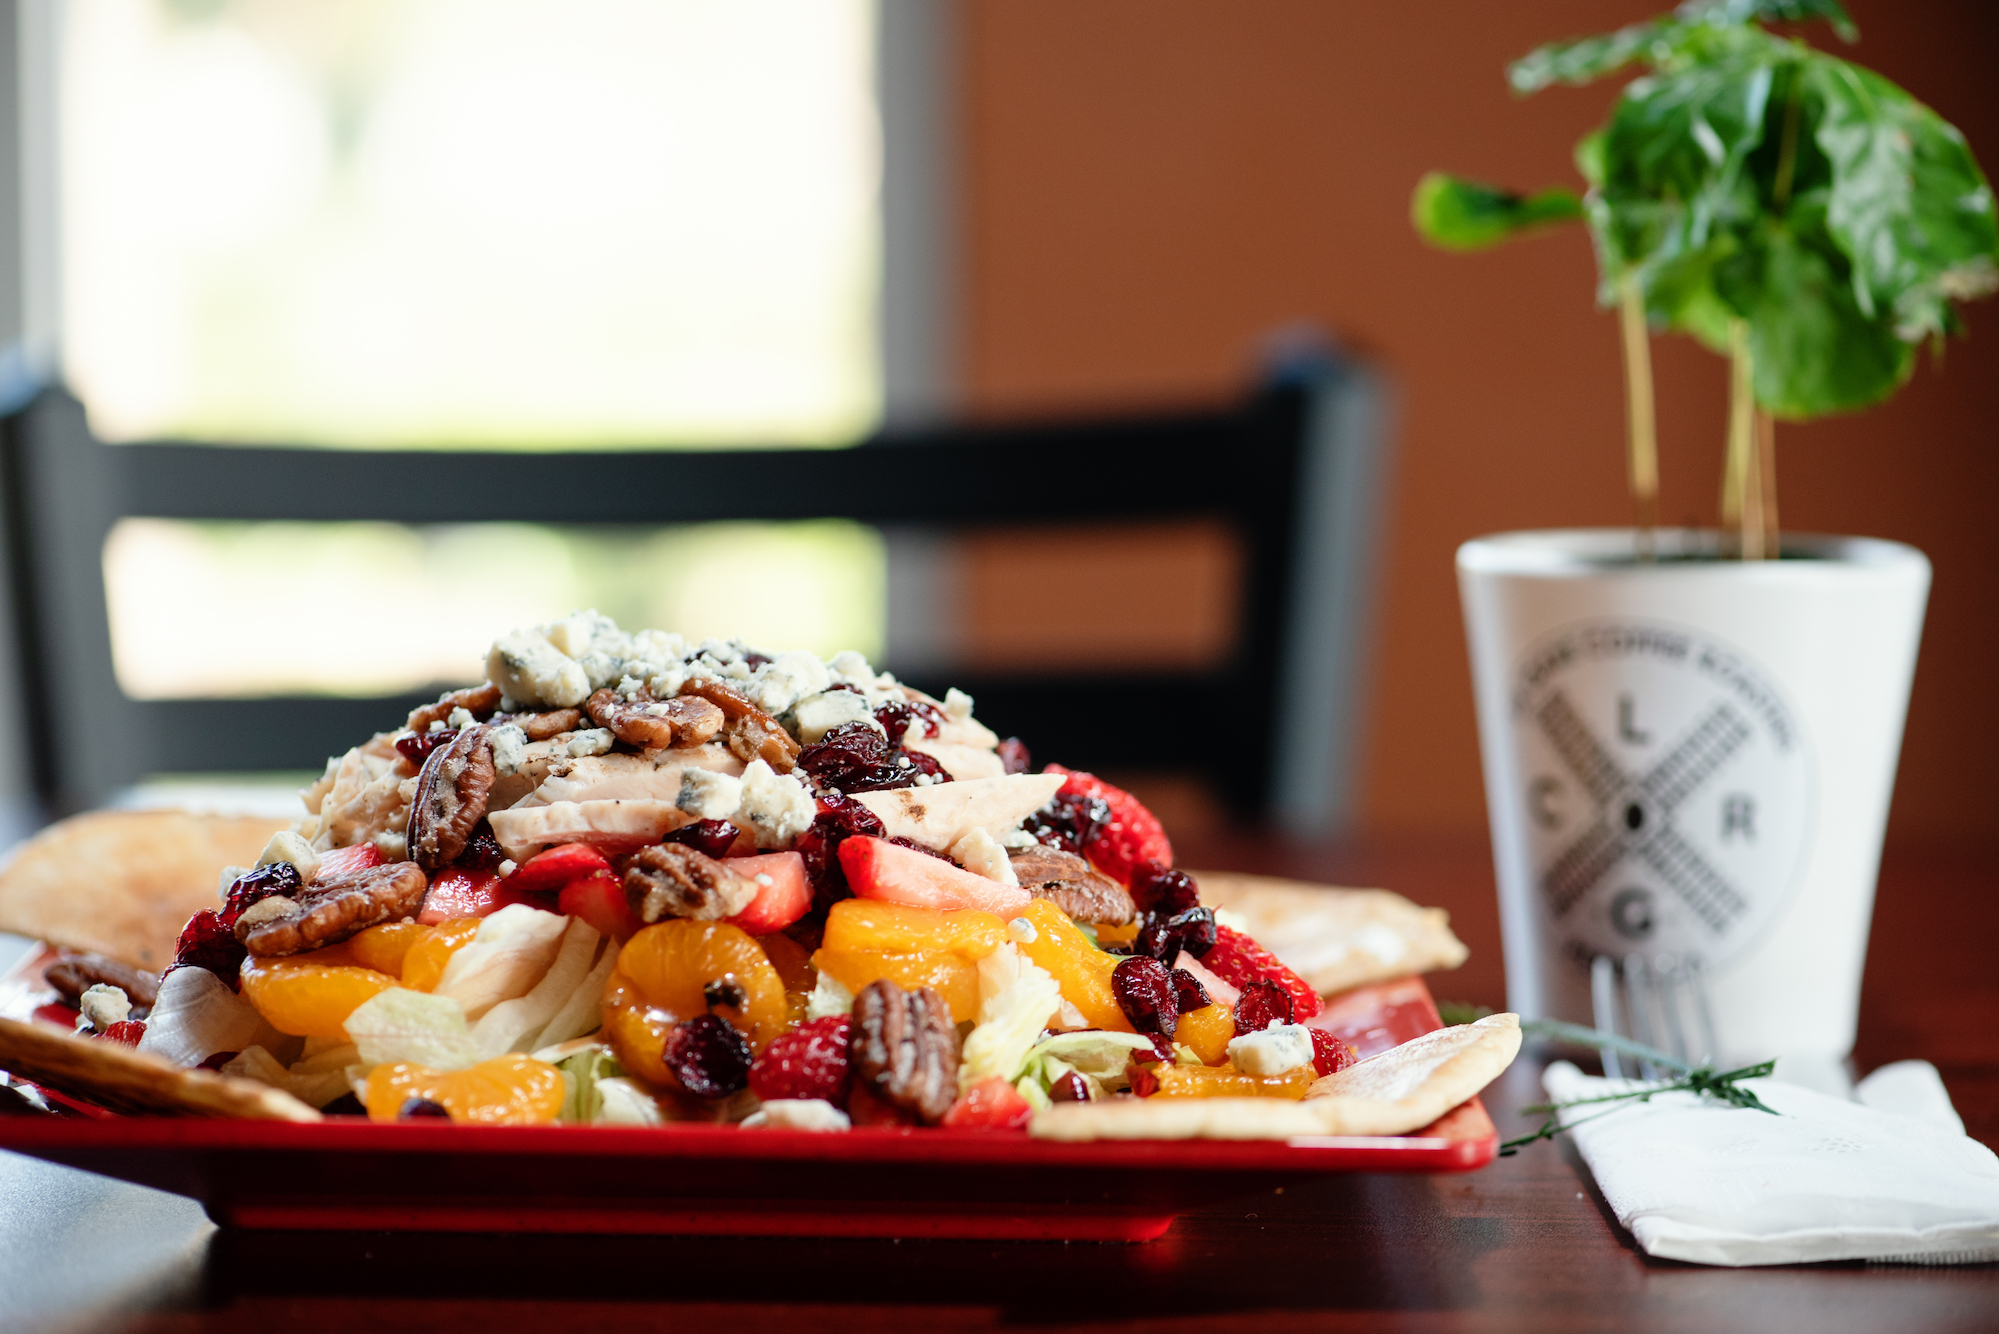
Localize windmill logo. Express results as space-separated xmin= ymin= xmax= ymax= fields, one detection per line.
xmin=1512 ymin=622 xmax=1811 ymax=965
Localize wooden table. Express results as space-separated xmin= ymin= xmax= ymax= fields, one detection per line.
xmin=3 ymin=839 xmax=1995 ymax=1332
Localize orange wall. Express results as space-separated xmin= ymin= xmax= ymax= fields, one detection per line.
xmin=959 ymin=0 xmax=1999 ymax=841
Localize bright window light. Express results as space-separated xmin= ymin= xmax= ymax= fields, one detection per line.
xmin=61 ymin=0 xmax=881 ymax=447
xmin=103 ymin=519 xmax=887 ymax=698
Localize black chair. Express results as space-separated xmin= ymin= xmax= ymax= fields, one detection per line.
xmin=0 ymin=353 xmax=1389 ymax=831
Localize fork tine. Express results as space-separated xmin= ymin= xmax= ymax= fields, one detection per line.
xmin=1622 ymin=953 xmax=1662 ymax=1080
xmin=1655 ymin=953 xmax=1690 ymax=1066
xmin=1590 ymin=955 xmax=1625 ymax=1081
xmin=1685 ymin=956 xmax=1717 ymax=1065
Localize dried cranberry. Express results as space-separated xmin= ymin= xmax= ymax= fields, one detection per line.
xmin=743 ymin=651 xmax=772 ymax=670
xmin=1130 ymin=862 xmax=1199 ymax=916
xmin=996 ymin=737 xmax=1031 ymax=775
xmin=1049 ymin=1070 xmax=1091 ymax=1102
xmin=1020 ymin=789 xmax=1110 ymax=857
xmin=662 ymin=819 xmax=740 ymax=859
xmin=221 ymin=862 xmax=300 ymax=927
xmin=1112 ymin=955 xmax=1179 ymax=1038
xmin=703 ymin=979 xmax=747 ymax=1010
xmin=1233 ymin=979 xmax=1297 ymax=1036
xmin=166 ymin=909 xmax=246 ymax=991
xmin=1129 ymin=1064 xmax=1161 ymax=1097
xmin=1170 ymin=967 xmax=1211 ymax=1014
xmin=398 ymin=1097 xmax=452 ymax=1119
xmin=1310 ymin=1028 xmax=1357 ymax=1078
xmin=1134 ymin=905 xmax=1215 ymax=962
xmin=795 ymin=793 xmax=887 ymax=910
xmin=453 ymin=820 xmax=506 ymax=871
xmin=665 ymin=1013 xmax=753 ymax=1098
xmin=749 ymin=1015 xmax=853 ymax=1105
xmin=1170 ymin=906 xmax=1217 ymax=958
xmin=197 ymin=1051 xmax=239 ymax=1072
xmin=394 ymin=728 xmax=457 ymax=766
xmin=797 ymin=722 xmax=935 ymax=794
xmin=873 ymin=698 xmax=942 ymax=745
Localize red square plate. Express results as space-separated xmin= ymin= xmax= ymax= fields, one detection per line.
xmin=0 ymin=966 xmax=1493 ymax=1241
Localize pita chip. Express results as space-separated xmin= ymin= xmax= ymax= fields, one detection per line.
xmin=1189 ymin=871 xmax=1469 ymax=996
xmin=0 ymin=1016 xmax=320 ymax=1121
xmin=0 ymin=810 xmax=288 ymax=973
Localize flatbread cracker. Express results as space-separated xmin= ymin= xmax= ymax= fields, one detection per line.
xmin=0 ymin=810 xmax=288 ymax=972
xmin=1189 ymin=871 xmax=1469 ymax=996
xmin=0 ymin=1016 xmax=320 ymax=1121
xmin=1030 ymin=1013 xmax=1519 ymax=1142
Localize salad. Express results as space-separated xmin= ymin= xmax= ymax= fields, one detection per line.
xmin=27 ymin=612 xmax=1515 ymax=1136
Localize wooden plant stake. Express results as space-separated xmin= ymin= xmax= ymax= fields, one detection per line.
xmin=1619 ymin=276 xmax=1659 ymax=560
xmin=1724 ymin=321 xmax=1764 ymax=561
xmin=1757 ymin=410 xmax=1780 ymax=559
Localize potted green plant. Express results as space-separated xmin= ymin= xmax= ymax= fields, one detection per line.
xmin=1414 ymin=0 xmax=1996 ymax=1078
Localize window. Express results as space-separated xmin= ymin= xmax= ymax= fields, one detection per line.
xmin=61 ymin=0 xmax=882 ymax=448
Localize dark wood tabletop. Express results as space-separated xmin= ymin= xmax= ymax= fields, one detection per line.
xmin=4 ymin=837 xmax=1995 ymax=1333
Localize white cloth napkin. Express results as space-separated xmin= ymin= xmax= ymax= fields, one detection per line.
xmin=1543 ymin=1060 xmax=1999 ymax=1266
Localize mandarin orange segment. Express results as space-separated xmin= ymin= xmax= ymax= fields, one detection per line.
xmin=604 ymin=920 xmax=786 ymax=1088
xmin=1094 ymin=920 xmax=1141 ymax=948
xmin=239 ymin=954 xmax=399 ymax=1039
xmin=1174 ymin=1003 xmax=1236 ymax=1065
xmin=347 ymin=920 xmax=430 ymax=977
xmin=822 ymin=899 xmax=1007 ymax=961
xmin=810 ymin=947 xmax=980 ymax=1023
xmin=1149 ymin=1063 xmax=1313 ymax=1100
xmin=1014 ymin=898 xmax=1129 ymax=1031
xmin=362 ymin=1054 xmax=566 ymax=1125
xmin=755 ymin=931 xmax=816 ymax=993
xmin=400 ymin=917 xmax=482 ymax=993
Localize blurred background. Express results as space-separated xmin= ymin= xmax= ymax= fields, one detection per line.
xmin=0 ymin=0 xmax=1989 ymax=1009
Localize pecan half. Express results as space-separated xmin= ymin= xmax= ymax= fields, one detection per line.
xmin=585 ymin=688 xmax=727 ymax=750
xmin=679 ymin=678 xmax=800 ymax=772
xmin=849 ymin=978 xmax=960 ymax=1124
xmin=44 ymin=952 xmax=160 ymax=1012
xmin=405 ymin=682 xmax=503 ymax=734
xmin=1009 ymin=848 xmax=1136 ymax=925
xmin=621 ymin=843 xmax=759 ymax=922
xmin=240 ymin=861 xmax=430 ymax=957
xmin=509 ymin=708 xmax=585 ymax=741
xmin=406 ymin=725 xmax=497 ymax=870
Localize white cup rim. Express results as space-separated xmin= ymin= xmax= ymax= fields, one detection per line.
xmin=1456 ymin=527 xmax=1929 ymax=577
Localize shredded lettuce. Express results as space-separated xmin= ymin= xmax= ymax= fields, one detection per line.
xmin=958 ymin=944 xmax=1063 ymax=1093
xmin=469 ymin=918 xmax=603 ymax=1057
xmin=1018 ymin=1029 xmax=1157 ymax=1097
xmin=529 ymin=937 xmax=618 ymax=1050
xmin=433 ymin=903 xmax=569 ymax=1020
xmin=342 ymin=987 xmax=483 ymax=1071
xmin=136 ymin=966 xmax=293 ymax=1068
xmin=219 ymin=1041 xmax=359 ymax=1108
xmin=552 ymin=1043 xmax=625 ymax=1123
xmin=593 ymin=1076 xmax=666 ymax=1126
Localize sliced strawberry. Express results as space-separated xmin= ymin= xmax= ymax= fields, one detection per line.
xmin=419 ymin=867 xmax=552 ymax=924
xmin=1310 ymin=1027 xmax=1356 ymax=1077
xmin=838 ymin=837 xmax=1031 ymax=917
xmin=1200 ymin=924 xmax=1323 ymax=1021
xmin=1044 ymin=766 xmax=1171 ymax=886
xmin=724 ymin=852 xmax=811 ymax=934
xmin=941 ymin=1076 xmax=1033 ymax=1130
xmin=506 ymin=842 xmax=612 ymax=896
xmin=557 ymin=869 xmax=641 ymax=941
xmin=98 ymin=1020 xmax=146 ymax=1046
xmin=316 ymin=843 xmax=383 ymax=881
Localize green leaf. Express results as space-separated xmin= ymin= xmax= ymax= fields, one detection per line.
xmin=1713 ymin=220 xmax=1914 ymax=414
xmin=1809 ymin=56 xmax=1999 ymax=339
xmin=1411 ymin=173 xmax=1584 ymax=251
xmin=1508 ymin=1 xmax=1853 ymax=94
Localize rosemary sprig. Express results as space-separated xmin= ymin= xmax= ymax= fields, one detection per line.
xmin=1499 ymin=1019 xmax=1779 ymax=1155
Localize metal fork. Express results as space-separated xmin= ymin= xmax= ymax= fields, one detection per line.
xmin=1589 ymin=953 xmax=1719 ymax=1079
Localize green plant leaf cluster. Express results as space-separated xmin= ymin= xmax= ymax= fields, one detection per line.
xmin=1412 ymin=0 xmax=1998 ymax=419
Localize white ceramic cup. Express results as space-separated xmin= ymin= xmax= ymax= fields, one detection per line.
xmin=1457 ymin=530 xmax=1930 ymax=1067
